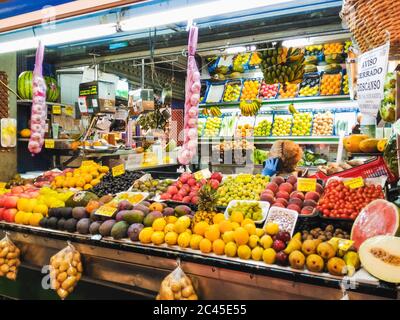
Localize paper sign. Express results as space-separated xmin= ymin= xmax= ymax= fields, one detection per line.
xmin=78 ymin=96 xmax=88 ymax=113
xmin=95 ymin=206 xmax=117 ymax=217
xmin=194 ymin=168 xmax=212 ymax=180
xmin=357 ymin=42 xmax=389 ymax=115
xmin=112 ymin=164 xmax=125 ymax=177
xmin=0 ymin=182 xmax=7 ymax=189
xmin=45 ymin=139 xmax=55 ymax=149
xmin=297 ymin=178 xmax=317 ymax=192
xmin=52 ymin=105 xmax=61 ymax=114
xmin=64 ymin=105 xmax=74 ymax=116
xmin=344 ymin=177 xmax=364 ymax=189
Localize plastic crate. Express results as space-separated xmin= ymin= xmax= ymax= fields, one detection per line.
xmin=311 ymin=156 xmax=397 ymax=183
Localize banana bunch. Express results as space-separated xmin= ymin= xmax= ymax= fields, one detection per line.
xmin=262 ymin=60 xmax=305 ymax=84
xmin=239 ymin=99 xmax=261 ymax=116
xmin=288 ymin=103 xmax=298 ymax=114
xmin=260 ymin=47 xmax=288 ymax=66
xmin=202 ymin=107 xmax=221 ymax=117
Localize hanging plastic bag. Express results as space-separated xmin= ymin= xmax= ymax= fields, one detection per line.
xmin=0 ymin=233 xmax=21 ymax=281
xmin=156 ymin=261 xmax=198 ymax=300
xmin=49 ymin=242 xmax=83 ymax=300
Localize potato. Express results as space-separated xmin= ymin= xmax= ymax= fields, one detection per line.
xmin=156 ymin=294 xmax=160 ymax=300
xmin=52 ymin=259 xmax=61 ymax=269
xmin=76 ymin=273 xmax=81 ymax=281
xmin=59 ymin=261 xmax=69 ymax=272
xmin=57 ymin=288 xmax=69 ymax=299
xmin=67 ymin=267 xmax=77 ymax=276
xmin=174 ymin=291 xmax=182 ymax=300
xmin=9 ymin=266 xmax=16 ymax=272
xmin=67 ymin=287 xmax=74 ymax=294
xmin=7 ymin=252 xmax=17 ymax=259
xmin=15 ymin=260 xmax=20 ymax=267
xmin=0 ymin=241 xmax=6 ymax=248
xmin=73 ymin=252 xmax=81 ymax=262
xmin=6 ymin=272 xmax=16 ymax=280
xmin=57 ymin=272 xmax=67 ymax=282
xmin=7 ymin=259 xmax=16 ymax=267
xmin=188 ymin=294 xmax=198 ymax=300
xmin=61 ymin=276 xmax=76 ymax=290
xmin=7 ymin=246 xmax=15 ymax=253
xmin=0 ymin=264 xmax=9 ymax=273
xmin=0 ymin=258 xmax=4 ymax=265
xmin=0 ymin=247 xmax=9 ymax=258
xmin=77 ymin=262 xmax=83 ymax=273
xmin=51 ymin=280 xmax=60 ymax=290
xmin=181 ymin=285 xmax=194 ymax=298
xmin=170 ymin=280 xmax=181 ymax=293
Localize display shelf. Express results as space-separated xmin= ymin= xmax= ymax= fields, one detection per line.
xmin=18 ymin=138 xmax=75 ymax=142
xmin=199 ymin=95 xmax=352 ymax=108
xmin=17 ymin=100 xmax=73 ymax=107
xmin=199 ymin=136 xmax=340 ymax=144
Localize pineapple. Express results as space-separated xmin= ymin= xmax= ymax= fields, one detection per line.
xmin=193 ymin=184 xmax=219 ymax=225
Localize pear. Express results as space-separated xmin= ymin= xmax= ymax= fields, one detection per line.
xmin=301 ymin=239 xmax=321 ymax=256
xmin=317 ymin=242 xmax=336 ymax=260
xmin=284 ymin=238 xmax=302 ymax=254
xmin=327 ymin=257 xmax=347 ymax=276
xmin=343 ymin=251 xmax=360 ymax=276
xmin=306 ymin=254 xmax=324 ymax=272
xmin=292 ymin=232 xmax=302 ymax=242
xmin=289 ymin=250 xmax=305 ymax=270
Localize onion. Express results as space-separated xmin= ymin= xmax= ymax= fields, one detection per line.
xmin=188 ymin=107 xmax=198 ymax=118
xmin=187 ymin=128 xmax=197 ymax=140
xmin=192 ymin=71 xmax=200 ymax=82
xmin=188 ymin=118 xmax=197 ymax=128
xmin=191 ymin=82 xmax=201 ymax=94
xmin=190 ymin=94 xmax=200 ymax=106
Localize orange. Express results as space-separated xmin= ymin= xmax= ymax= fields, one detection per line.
xmin=212 ymin=213 xmax=225 ymax=224
xmin=177 ymin=232 xmax=191 ymax=248
xmin=29 ymin=213 xmax=44 ymax=226
xmin=212 ymin=239 xmax=225 ymax=255
xmin=204 ymin=224 xmax=220 ymax=242
xmin=75 ymin=178 xmax=86 ymax=188
xmin=165 ymin=231 xmax=178 ymax=245
xmin=84 ymin=184 xmax=93 ymax=190
xmin=244 ymin=223 xmax=256 ymax=235
xmin=190 ymin=234 xmax=203 ymax=250
xmin=139 ymin=227 xmax=153 ymax=244
xmin=199 ymin=238 xmax=212 ymax=254
xmin=222 ymin=230 xmax=235 ymax=243
xmin=193 ymin=221 xmax=209 ymax=236
xmin=151 ymin=231 xmax=165 ymax=245
xmin=237 ymin=245 xmax=251 ymax=260
xmin=224 ymin=241 xmax=237 ymax=257
xmin=233 ymin=227 xmax=249 ymax=246
xmin=83 ymin=174 xmax=92 ymax=184
xmin=219 ymin=220 xmax=232 ymax=233
xmin=241 ymin=218 xmax=255 ymax=227
xmin=230 ymin=211 xmax=244 ymax=223
xmin=152 ymin=218 xmax=166 ymax=231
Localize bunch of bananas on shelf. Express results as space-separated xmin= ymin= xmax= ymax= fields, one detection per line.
xmin=260 ymin=47 xmax=305 ymax=84
xmin=239 ymin=99 xmax=261 ymax=116
xmin=202 ymin=106 xmax=222 ymax=117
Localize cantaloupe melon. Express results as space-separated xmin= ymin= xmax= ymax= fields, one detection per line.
xmin=343 ymin=134 xmax=369 ymax=153
xmin=359 ymin=235 xmax=400 ymax=283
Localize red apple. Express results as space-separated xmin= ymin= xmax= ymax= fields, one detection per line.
xmin=3 ymin=208 xmax=17 ymax=222
xmin=167 ymin=186 xmax=178 ymax=195
xmin=172 ymin=194 xmax=183 ymax=202
xmin=210 ymin=172 xmax=223 ymax=182
xmin=11 ymin=186 xmax=24 ymax=195
xmin=189 ymin=191 xmax=197 ymax=197
xmin=160 ymin=193 xmax=172 ymax=200
xmin=182 ymin=196 xmax=191 ymax=203
xmin=0 ymin=208 xmax=5 ymax=220
xmin=191 ymin=196 xmax=199 ymax=204
xmin=188 ymin=178 xmax=197 ymax=187
xmin=178 ymin=189 xmax=188 ymax=197
xmin=200 ymin=179 xmax=207 ymax=185
xmin=4 ymin=196 xmax=18 ymax=209
xmin=182 ymin=184 xmax=191 ymax=193
xmin=0 ymin=196 xmax=5 ymax=207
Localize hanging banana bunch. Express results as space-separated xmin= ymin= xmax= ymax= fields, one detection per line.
xmin=239 ymin=99 xmax=262 ymax=116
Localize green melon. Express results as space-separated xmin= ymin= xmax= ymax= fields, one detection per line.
xmin=18 ymin=71 xmax=33 ymax=100
xmin=45 ymin=76 xmax=60 ymax=102
xmin=359 ymin=235 xmax=400 ymax=283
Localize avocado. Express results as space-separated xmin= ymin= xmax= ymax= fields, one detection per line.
xmin=48 ymin=208 xmax=61 ymax=218
xmin=59 ymin=207 xmax=73 ymax=219
xmin=39 ymin=217 xmax=48 ymax=228
xmin=111 ymin=221 xmax=129 ymax=239
xmin=64 ymin=218 xmax=78 ymax=233
xmin=77 ymin=218 xmax=91 ymax=234
xmin=47 ymin=217 xmax=58 ymax=229
xmin=57 ymin=218 xmax=66 ymax=231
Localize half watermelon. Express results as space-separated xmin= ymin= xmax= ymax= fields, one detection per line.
xmin=351 ymin=199 xmax=400 ymax=250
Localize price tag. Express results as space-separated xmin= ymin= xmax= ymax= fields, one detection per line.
xmin=95 ymin=206 xmax=117 ymax=217
xmin=193 ymin=168 xmax=211 ymax=180
xmin=45 ymin=139 xmax=55 ymax=149
xmin=112 ymin=164 xmax=125 ymax=177
xmin=0 ymin=182 xmax=6 ymax=189
xmin=64 ymin=105 xmax=74 ymax=116
xmin=344 ymin=177 xmax=364 ymax=189
xmin=297 ymin=178 xmax=317 ymax=192
xmin=52 ymin=105 xmax=61 ymax=115
xmin=91 ymin=234 xmax=102 ymax=241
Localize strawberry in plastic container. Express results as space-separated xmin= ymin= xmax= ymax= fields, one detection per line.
xmin=28 ymin=41 xmax=47 ymax=155
xmin=178 ymin=26 xmax=200 ymax=165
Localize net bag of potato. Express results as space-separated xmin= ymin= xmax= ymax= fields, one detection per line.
xmin=0 ymin=233 xmax=21 ymax=281
xmin=156 ymin=264 xmax=198 ymax=300
xmin=49 ymin=242 xmax=83 ymax=300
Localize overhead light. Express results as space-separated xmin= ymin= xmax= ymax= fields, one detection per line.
xmin=120 ymin=0 xmax=293 ymax=31
xmin=282 ymin=38 xmax=312 ymax=47
xmin=0 ymin=24 xmax=116 ymax=54
xmin=225 ymin=46 xmax=247 ymax=54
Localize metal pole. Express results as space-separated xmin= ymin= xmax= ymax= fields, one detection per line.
xmin=141 ymin=58 xmax=145 ymax=88
xmin=396 ymin=69 xmax=400 ymax=178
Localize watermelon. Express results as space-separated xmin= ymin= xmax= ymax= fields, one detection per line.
xmin=18 ymin=71 xmax=33 ymax=100
xmin=351 ymin=199 xmax=400 ymax=250
xmin=17 ymin=71 xmax=60 ymax=102
xmin=359 ymin=235 xmax=400 ymax=283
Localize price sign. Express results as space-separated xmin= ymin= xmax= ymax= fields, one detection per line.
xmin=344 ymin=177 xmax=364 ymax=189
xmin=52 ymin=105 xmax=62 ymax=115
xmin=112 ymin=164 xmax=125 ymax=177
xmin=45 ymin=139 xmax=55 ymax=149
xmin=95 ymin=206 xmax=117 ymax=217
xmin=193 ymin=168 xmax=211 ymax=180
xmin=297 ymin=178 xmax=317 ymax=192
xmin=64 ymin=105 xmax=74 ymax=116
xmin=0 ymin=182 xmax=6 ymax=189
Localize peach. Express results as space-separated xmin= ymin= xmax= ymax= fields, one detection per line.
xmin=263 ymin=189 xmax=275 ymax=196
xmin=279 ymin=182 xmax=293 ymax=194
xmin=304 ymin=191 xmax=320 ymax=202
xmin=272 ymin=203 xmax=285 ymax=208
xmin=300 ymin=206 xmax=315 ymax=215
xmin=271 ymin=176 xmax=285 ymax=186
xmin=287 ymin=203 xmax=301 ymax=213
xmin=275 ymin=191 xmax=290 ymax=200
xmin=290 ymin=191 xmax=305 ymax=201
xmin=265 ymin=182 xmax=279 ymax=194
xmin=287 ymin=175 xmax=297 ymax=185
xmin=4 ymin=196 xmax=18 ymax=209
xmin=260 ymin=193 xmax=275 ymax=204
xmin=3 ymin=208 xmax=17 ymax=222
xmin=303 ymin=199 xmax=317 ymax=208
xmin=288 ymin=198 xmax=303 ymax=207
xmin=274 ymin=198 xmax=288 ymax=207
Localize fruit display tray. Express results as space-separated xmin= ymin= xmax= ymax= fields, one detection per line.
xmin=224 ymin=200 xmax=270 ymax=224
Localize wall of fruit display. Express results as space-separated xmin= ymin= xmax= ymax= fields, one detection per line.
xmin=198 ymin=108 xmax=357 ymax=137
xmin=202 ymin=41 xmax=352 ymax=104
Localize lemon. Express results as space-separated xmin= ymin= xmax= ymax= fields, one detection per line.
xmin=165 ymin=216 xmax=178 ymax=224
xmin=165 ymin=231 xmax=178 ymax=245
xmin=15 ymin=211 xmax=25 ymax=224
xmin=231 ymin=222 xmax=240 ymax=230
xmin=174 ymin=221 xmax=188 ymax=234
xmin=204 ymin=224 xmax=220 ymax=242
xmin=263 ymin=248 xmax=276 ymax=264
xmin=190 ymin=234 xmax=203 ymax=250
xmin=230 ymin=211 xmax=244 ymax=223
xmin=164 ymin=223 xmax=175 ymax=233
xmin=151 ymin=231 xmax=165 ymax=245
xmin=251 ymin=246 xmax=264 ymax=261
xmin=248 ymin=235 xmax=259 ymax=249
xmin=218 ymin=220 xmax=232 ymax=233
xmin=212 ymin=239 xmax=225 ymax=255
xmin=139 ymin=227 xmax=153 ymax=244
xmin=193 ymin=221 xmax=209 ymax=236
xmin=152 ymin=218 xmax=166 ymax=231
xmin=17 ymin=198 xmax=29 ymax=212
xmin=224 ymin=242 xmax=237 ymax=257
xmin=199 ymin=238 xmax=212 ymax=253
xmin=33 ymin=204 xmax=48 ymax=216
xmin=260 ymin=235 xmax=273 ymax=249
xmin=177 ymin=232 xmax=191 ymax=248
xmin=265 ymin=222 xmax=279 ymax=236
xmin=222 ymin=230 xmax=235 ymax=243
xmin=22 ymin=212 xmax=32 ymax=225
xmin=29 ymin=213 xmax=44 ymax=226
xmin=237 ymin=245 xmax=251 ymax=260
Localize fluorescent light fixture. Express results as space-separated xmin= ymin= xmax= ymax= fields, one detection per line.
xmin=0 ymin=24 xmax=116 ymax=54
xmin=282 ymin=38 xmax=312 ymax=47
xmin=225 ymin=46 xmax=246 ymax=54
xmin=120 ymin=0 xmax=293 ymax=31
